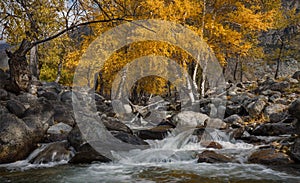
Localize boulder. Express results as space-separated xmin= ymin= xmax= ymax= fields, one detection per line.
xmin=224 ymin=114 xmax=243 ymax=125
xmin=29 ymin=141 xmax=73 ymax=164
xmin=197 ymin=150 xmax=233 ymax=163
xmin=172 ymin=111 xmax=209 ymax=128
xmin=39 ymin=91 xmax=58 ymax=100
xmin=101 ymin=115 xmax=132 ymax=134
xmin=67 ymin=125 xmax=86 ymax=151
xmin=110 ymin=131 xmax=149 ymax=146
xmin=41 ymin=82 xmax=62 ymax=94
xmin=292 ymin=71 xmax=300 ymax=81
xmin=200 ymin=141 xmax=222 ymax=149
xmin=6 ymin=99 xmax=26 ymax=118
xmin=248 ymin=148 xmax=293 ymax=165
xmin=264 ymin=104 xmax=287 ymax=123
xmin=246 ymin=99 xmax=266 ymax=118
xmin=52 ymin=102 xmax=75 ymax=127
xmin=225 ymin=105 xmax=243 ymax=116
xmin=288 ymin=98 xmax=300 ymax=120
xmin=136 ymin=125 xmax=172 ymax=140
xmin=269 ymin=81 xmax=290 ymax=92
xmin=46 ymin=122 xmax=73 ymax=142
xmin=22 ymin=97 xmax=54 ymax=140
xmin=204 ymin=118 xmax=227 ymax=129
xmin=60 ymin=91 xmax=72 ymax=103
xmin=69 ymin=143 xmax=111 ymax=164
xmin=0 ymin=114 xmax=33 ymax=163
xmin=290 ymin=137 xmax=300 ymax=162
xmin=252 ymin=122 xmax=295 ymax=136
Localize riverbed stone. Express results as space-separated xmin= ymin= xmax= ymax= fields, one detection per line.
xmin=29 ymin=141 xmax=73 ymax=164
xmin=197 ymin=150 xmax=233 ymax=163
xmin=111 ymin=131 xmax=149 ymax=146
xmin=248 ymin=148 xmax=293 ymax=165
xmin=136 ymin=125 xmax=172 ymax=140
xmin=172 ymin=111 xmax=209 ymax=128
xmin=69 ymin=143 xmax=111 ymax=164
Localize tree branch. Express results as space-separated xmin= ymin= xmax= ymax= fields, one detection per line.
xmin=32 ymin=18 xmax=127 ymax=46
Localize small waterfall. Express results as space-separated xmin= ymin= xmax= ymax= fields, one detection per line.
xmin=0 ymin=142 xmax=73 ymax=171
xmin=114 ymin=127 xmax=255 ymax=164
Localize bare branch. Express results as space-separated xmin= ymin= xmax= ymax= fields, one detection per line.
xmin=33 ymin=18 xmax=127 ymax=46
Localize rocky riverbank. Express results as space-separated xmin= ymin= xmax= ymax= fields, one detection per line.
xmin=0 ymin=68 xmax=299 ymax=166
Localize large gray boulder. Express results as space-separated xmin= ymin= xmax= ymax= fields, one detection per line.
xmin=172 ymin=111 xmax=209 ymax=128
xmin=0 ymin=114 xmax=33 ymax=163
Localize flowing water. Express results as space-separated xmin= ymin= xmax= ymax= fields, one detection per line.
xmin=1 ymin=130 xmax=300 ymax=183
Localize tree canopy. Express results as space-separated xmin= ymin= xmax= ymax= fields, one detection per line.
xmin=0 ymin=0 xmax=296 ymax=96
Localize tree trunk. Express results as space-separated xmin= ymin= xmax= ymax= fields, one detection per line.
xmin=240 ymin=58 xmax=243 ymax=82
xmin=30 ymin=45 xmax=39 ymax=80
xmin=275 ymin=40 xmax=284 ymax=79
xmin=55 ymin=59 xmax=63 ymax=83
xmin=233 ymin=58 xmax=239 ymax=81
xmin=6 ymin=39 xmax=33 ymax=93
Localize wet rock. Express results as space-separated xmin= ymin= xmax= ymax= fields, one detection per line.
xmin=197 ymin=150 xmax=233 ymax=163
xmin=292 ymin=71 xmax=300 ymax=81
xmin=101 ymin=115 xmax=132 ymax=134
xmin=290 ymin=137 xmax=300 ymax=162
xmin=0 ymin=114 xmax=33 ymax=164
xmin=46 ymin=122 xmax=73 ymax=142
xmin=248 ymin=148 xmax=293 ymax=165
xmin=200 ymin=141 xmax=222 ymax=149
xmin=288 ymin=98 xmax=300 ymax=120
xmin=246 ymin=98 xmax=266 ymax=118
xmin=0 ymin=89 xmax=8 ymax=100
xmin=6 ymin=99 xmax=26 ymax=118
xmin=136 ymin=125 xmax=172 ymax=140
xmin=69 ymin=143 xmax=111 ymax=164
xmin=172 ymin=111 xmax=209 ymax=128
xmin=29 ymin=141 xmax=73 ymax=164
xmin=252 ymin=122 xmax=295 ymax=136
xmin=111 ymin=131 xmax=149 ymax=146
